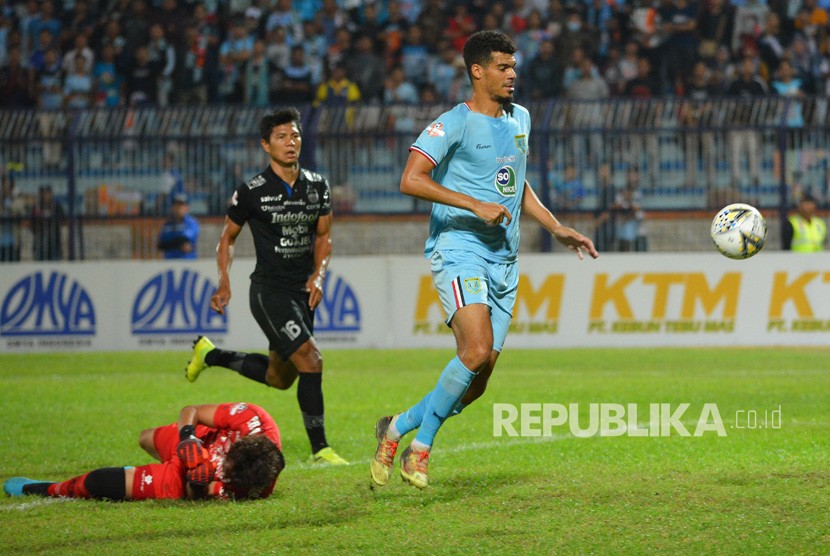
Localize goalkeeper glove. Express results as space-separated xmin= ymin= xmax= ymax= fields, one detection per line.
xmin=186 ymin=461 xmax=215 ymax=486
xmin=176 ymin=426 xmax=209 ymax=469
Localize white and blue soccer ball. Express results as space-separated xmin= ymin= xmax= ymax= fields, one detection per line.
xmin=710 ymin=203 xmax=767 ymax=259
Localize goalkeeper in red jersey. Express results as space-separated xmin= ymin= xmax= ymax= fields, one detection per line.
xmin=4 ymin=403 xmax=284 ymax=501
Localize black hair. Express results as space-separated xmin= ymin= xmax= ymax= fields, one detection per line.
xmin=462 ymin=30 xmax=517 ymax=79
xmin=222 ymin=435 xmax=285 ymax=500
xmin=259 ymin=107 xmax=302 ymax=141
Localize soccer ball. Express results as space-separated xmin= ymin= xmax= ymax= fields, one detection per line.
xmin=710 ymin=203 xmax=767 ymax=259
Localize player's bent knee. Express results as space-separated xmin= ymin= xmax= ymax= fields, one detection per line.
xmin=459 ymin=344 xmax=493 ymax=372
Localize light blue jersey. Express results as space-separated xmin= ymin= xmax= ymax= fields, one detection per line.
xmin=410 ymin=102 xmax=531 ymax=263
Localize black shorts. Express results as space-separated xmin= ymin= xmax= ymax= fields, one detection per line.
xmin=249 ymin=281 xmax=314 ymax=360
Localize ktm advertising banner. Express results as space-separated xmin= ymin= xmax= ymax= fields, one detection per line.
xmin=1 ymin=253 xmax=828 ymax=352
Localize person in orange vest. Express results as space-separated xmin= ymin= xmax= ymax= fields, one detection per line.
xmin=783 ymin=193 xmax=827 ymax=252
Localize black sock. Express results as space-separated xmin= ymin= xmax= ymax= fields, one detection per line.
xmin=84 ymin=467 xmax=126 ymax=500
xmin=297 ymin=372 xmax=328 ymax=453
xmin=205 ymin=349 xmax=268 ymax=385
xmin=22 ymin=482 xmax=54 ymax=496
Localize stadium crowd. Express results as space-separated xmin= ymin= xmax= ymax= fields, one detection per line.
xmin=2 ymin=0 xmax=830 ymax=110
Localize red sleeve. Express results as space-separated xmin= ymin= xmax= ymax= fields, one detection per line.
xmin=212 ymin=403 xmax=282 ymax=450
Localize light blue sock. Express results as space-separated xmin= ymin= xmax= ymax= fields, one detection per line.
xmin=413 ymin=356 xmax=476 ymax=448
xmin=396 ymin=392 xmax=433 ymax=437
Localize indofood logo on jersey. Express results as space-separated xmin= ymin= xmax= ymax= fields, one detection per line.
xmin=315 ymin=271 xmax=360 ymax=333
xmin=1 ymin=271 xmax=96 ymax=336
xmin=131 ymin=269 xmax=227 ymax=335
xmin=495 ymin=166 xmax=517 ymax=197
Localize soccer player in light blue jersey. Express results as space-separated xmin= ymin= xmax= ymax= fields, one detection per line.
xmin=370 ymin=31 xmax=599 ymax=489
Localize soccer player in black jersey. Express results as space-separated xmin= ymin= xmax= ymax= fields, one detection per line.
xmin=185 ymin=107 xmax=347 ymax=465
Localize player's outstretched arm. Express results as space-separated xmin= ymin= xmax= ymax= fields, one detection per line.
xmin=211 ymin=217 xmax=243 ymax=314
xmin=522 ymin=182 xmax=599 ymax=260
xmin=401 ymin=151 xmax=512 ymax=226
xmin=306 ymin=213 xmax=332 ymax=310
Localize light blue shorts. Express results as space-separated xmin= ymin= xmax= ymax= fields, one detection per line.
xmin=430 ymin=249 xmax=518 ymax=352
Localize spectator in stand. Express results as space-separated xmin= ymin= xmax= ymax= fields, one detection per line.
xmin=355 ymin=1 xmax=385 ymax=50
xmin=98 ymin=18 xmax=127 ymax=65
xmin=400 ymin=24 xmax=430 ymax=89
xmin=613 ymin=169 xmax=645 ymax=252
xmin=345 ymin=34 xmax=384 ymax=103
xmin=35 ymin=46 xmax=63 ymax=168
xmin=157 ymin=192 xmax=199 ymax=259
xmin=559 ymin=8 xmax=595 ymax=68
xmin=382 ymin=64 xmax=418 ymax=104
xmin=381 ymin=0 xmax=410 ymax=68
xmin=299 ymin=18 xmax=326 ymax=87
xmin=446 ymin=3 xmax=476 ymax=53
xmin=732 ymin=0 xmax=768 ymax=53
xmin=314 ymin=61 xmax=361 ymax=107
xmin=758 ymin=12 xmax=786 ymax=76
xmin=726 ymin=57 xmax=768 ymax=192
xmin=124 ymin=45 xmax=159 ymax=105
xmin=563 ymin=47 xmax=600 ymax=90
xmin=515 ymin=10 xmax=550 ymax=67
xmin=318 ymin=0 xmax=349 ymax=46
xmin=680 ymin=61 xmax=716 ymax=190
xmin=153 ymin=0 xmax=186 ymax=48
xmin=28 ymin=0 xmax=60 ymax=53
xmin=523 ymin=38 xmax=563 ymax=99
xmin=62 ymin=32 xmax=94 ymax=77
xmin=325 ymin=25 xmax=352 ymax=78
xmin=697 ymin=0 xmax=734 ymax=62
xmin=0 ymin=171 xmax=26 ymax=262
xmin=554 ymin=162 xmax=586 ymax=210
xmin=122 ymin=0 xmax=151 ymax=55
xmin=783 ymin=192 xmax=827 ymax=252
xmin=266 ymin=0 xmax=301 ymax=43
xmin=503 ymin=0 xmax=530 ymax=35
xmin=147 ymin=23 xmax=175 ymax=107
xmin=789 ymin=34 xmax=820 ymax=94
xmin=428 ymin=42 xmax=458 ymax=102
xmin=415 ymin=0 xmax=447 ymax=50
xmin=265 ymin=26 xmax=290 ymax=69
xmin=61 ymin=0 xmax=95 ymax=48
xmin=93 ymin=42 xmax=123 ymax=107
xmin=28 ymin=28 xmax=55 ymax=74
xmin=280 ymin=44 xmax=314 ymax=104
xmin=63 ymin=52 xmax=93 ymax=108
xmin=446 ymin=54 xmax=471 ymax=103
xmin=218 ymin=19 xmax=253 ymax=103
xmin=662 ymin=0 xmax=699 ymax=89
xmin=31 ymin=184 xmax=64 ymax=261
xmin=243 ymin=38 xmax=275 ymax=107
xmin=624 ymin=56 xmax=658 ymax=97
xmin=175 ymin=25 xmax=208 ymax=105
xmin=771 ymin=58 xmax=805 ymax=128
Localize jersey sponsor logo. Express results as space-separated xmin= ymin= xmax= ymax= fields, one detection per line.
xmin=315 ymin=272 xmax=361 ymax=332
xmin=260 ymin=195 xmax=282 ymax=202
xmin=476 ymin=144 xmax=492 ymax=150
xmin=426 ymin=122 xmax=445 ymax=137
xmin=271 ymin=212 xmax=317 ymax=224
xmin=495 ymin=165 xmax=518 ymax=197
xmin=514 ymin=134 xmax=528 ymax=154
xmin=464 ymin=277 xmax=482 ymax=295
xmin=131 ymin=269 xmax=228 ymax=335
xmin=497 ymin=155 xmax=516 ymax=164
xmin=247 ymin=175 xmax=266 ymax=189
xmin=230 ymin=403 xmax=248 ymax=415
xmin=1 ymin=271 xmax=96 ymax=336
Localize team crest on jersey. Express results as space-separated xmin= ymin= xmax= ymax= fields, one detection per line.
xmin=247 ymin=175 xmax=266 ymax=189
xmin=464 ymin=277 xmax=482 ymax=294
xmin=426 ymin=122 xmax=445 ymax=137
xmin=514 ymin=134 xmax=528 ymax=155
xmin=495 ymin=165 xmax=517 ymax=197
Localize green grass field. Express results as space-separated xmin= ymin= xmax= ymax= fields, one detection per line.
xmin=1 ymin=348 xmax=828 ymax=555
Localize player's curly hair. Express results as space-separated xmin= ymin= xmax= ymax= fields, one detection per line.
xmin=462 ymin=30 xmax=517 ymax=78
xmin=222 ymin=435 xmax=285 ymax=499
xmin=259 ymin=107 xmax=302 ymax=141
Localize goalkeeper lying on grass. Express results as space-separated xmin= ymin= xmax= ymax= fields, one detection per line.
xmin=4 ymin=403 xmax=284 ymax=501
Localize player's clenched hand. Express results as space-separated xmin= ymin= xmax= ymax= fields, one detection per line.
xmin=176 ymin=437 xmax=210 ymax=469
xmin=475 ymin=201 xmax=512 ymax=226
xmin=210 ymin=285 xmax=231 ymax=315
xmin=552 ymin=225 xmax=600 ymax=260
xmin=185 ymin=461 xmax=215 ymax=486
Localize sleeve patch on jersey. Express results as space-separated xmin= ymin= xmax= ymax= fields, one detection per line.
xmin=514 ymin=134 xmax=528 ymax=155
xmin=426 ymin=122 xmax=445 ymax=137
xmin=231 ymin=191 xmax=239 ymax=206
xmin=230 ymin=403 xmax=248 ymax=415
xmin=247 ymin=175 xmax=266 ymax=189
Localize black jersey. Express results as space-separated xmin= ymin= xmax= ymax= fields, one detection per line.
xmin=227 ymin=166 xmax=331 ymax=289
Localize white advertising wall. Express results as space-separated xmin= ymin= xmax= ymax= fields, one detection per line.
xmin=1 ymin=253 xmax=829 ymax=353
